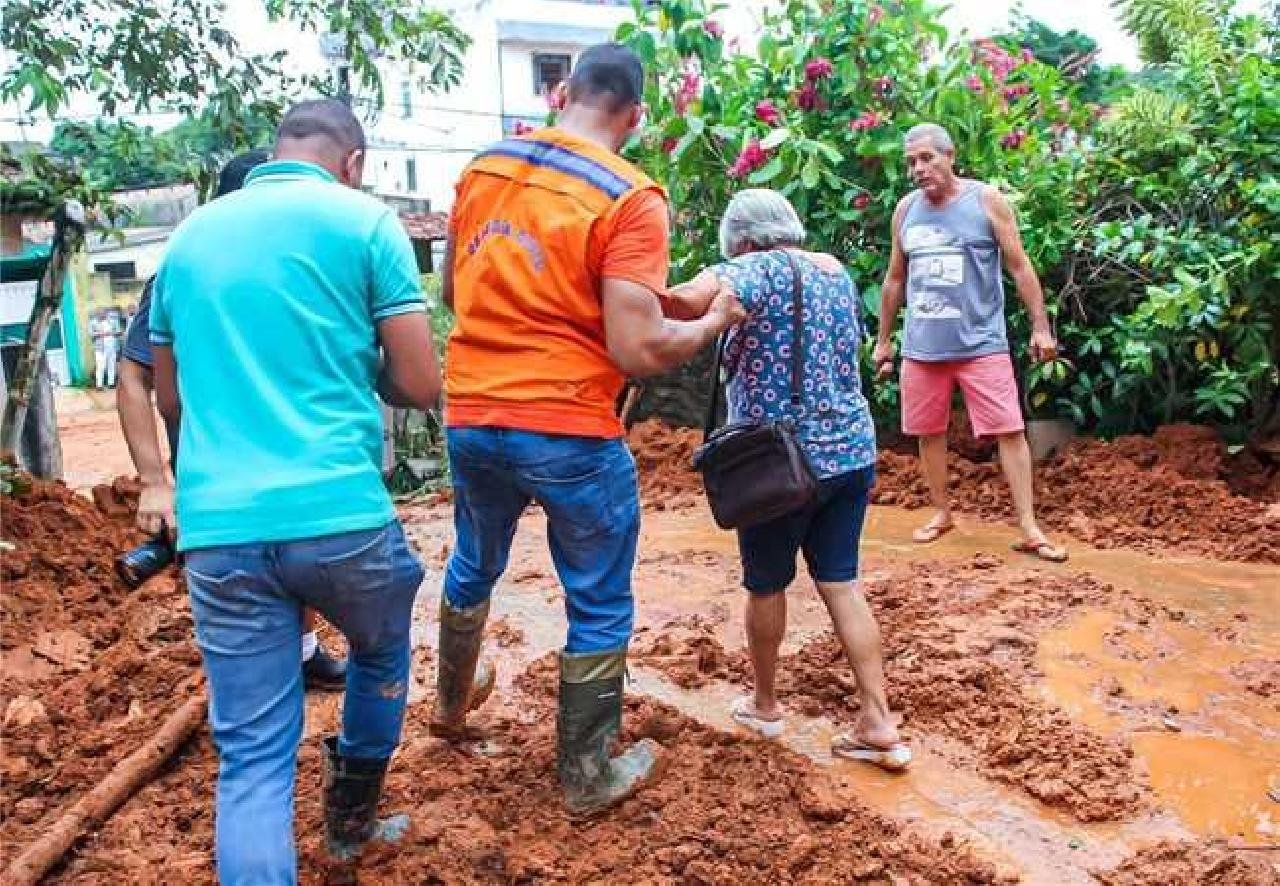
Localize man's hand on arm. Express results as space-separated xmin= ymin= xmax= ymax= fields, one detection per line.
xmin=377 ymin=312 xmax=443 ymax=411
xmin=983 ymin=187 xmax=1057 ymax=363
xmin=663 ymin=269 xmax=724 ymax=321
xmin=875 ymin=196 xmax=913 ymax=380
xmin=602 ymin=277 xmax=744 ymax=378
xmin=116 ymin=357 xmax=174 ymax=535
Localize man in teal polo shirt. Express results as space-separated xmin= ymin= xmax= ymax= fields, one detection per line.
xmin=151 ymin=99 xmax=443 ymax=884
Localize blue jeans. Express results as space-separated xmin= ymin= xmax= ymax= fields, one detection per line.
xmin=185 ymin=521 xmax=424 ymax=886
xmin=444 ymin=427 xmax=639 ymax=654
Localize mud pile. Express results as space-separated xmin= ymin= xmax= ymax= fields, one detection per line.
xmin=873 ymin=432 xmax=1280 ymax=563
xmin=626 ymin=418 xmax=704 ymax=508
xmin=62 ymin=655 xmax=1014 ymax=885
xmin=1094 ymin=841 xmax=1278 ymax=886
xmin=636 ymin=558 xmax=1149 ymax=823
xmin=0 ymin=476 xmax=200 ymax=865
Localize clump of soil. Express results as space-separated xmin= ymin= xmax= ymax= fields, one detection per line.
xmin=1094 ymin=841 xmax=1279 ymax=886
xmin=626 ymin=419 xmax=703 ymax=508
xmin=872 ymin=434 xmax=1280 ymax=563
xmin=59 ymin=656 xmax=1015 ymax=885
xmin=0 ymin=476 xmax=200 ymax=866
xmin=635 ymin=559 xmax=1148 ymax=823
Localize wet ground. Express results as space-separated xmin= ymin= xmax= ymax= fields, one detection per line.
xmin=2 ymin=392 xmax=1276 ymax=883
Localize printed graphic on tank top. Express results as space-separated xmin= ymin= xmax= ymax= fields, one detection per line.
xmin=899 ymin=181 xmax=1010 ymax=362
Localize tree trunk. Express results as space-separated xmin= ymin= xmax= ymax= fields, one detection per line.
xmin=0 ymin=211 xmax=83 ymax=467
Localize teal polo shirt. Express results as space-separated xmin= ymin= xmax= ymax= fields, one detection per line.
xmin=151 ymin=160 xmax=425 ymax=551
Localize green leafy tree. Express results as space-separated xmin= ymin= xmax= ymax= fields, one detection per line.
xmin=264 ymin=0 xmax=470 ymax=110
xmin=996 ymin=13 xmax=1128 ymax=103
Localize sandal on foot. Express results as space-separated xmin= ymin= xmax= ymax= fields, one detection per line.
xmin=912 ymin=520 xmax=955 ymax=544
xmin=1010 ymin=539 xmax=1069 ymax=563
xmin=730 ymin=697 xmax=784 ymax=739
xmin=831 ymin=733 xmax=913 ymax=772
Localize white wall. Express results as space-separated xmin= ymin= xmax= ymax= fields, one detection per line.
xmin=364 ymin=0 xmax=635 ymax=213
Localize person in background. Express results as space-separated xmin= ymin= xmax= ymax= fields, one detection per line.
xmin=437 ymin=43 xmax=743 ymax=817
xmin=671 ymin=189 xmax=910 ymax=771
xmin=874 ymin=122 xmax=1067 ymax=563
xmin=151 ymin=100 xmax=442 ymax=882
xmin=116 ymin=149 xmax=348 ymax=691
xmin=92 ymin=309 xmax=119 ymax=389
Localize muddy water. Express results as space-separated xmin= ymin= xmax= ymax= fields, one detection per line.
xmin=404 ymin=502 xmax=1278 ymax=881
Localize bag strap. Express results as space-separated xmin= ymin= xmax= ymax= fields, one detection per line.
xmin=782 ymin=249 xmax=805 ymax=408
xmin=702 ymin=250 xmax=806 ymax=441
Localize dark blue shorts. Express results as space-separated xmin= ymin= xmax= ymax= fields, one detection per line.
xmin=736 ymin=465 xmax=875 ymax=595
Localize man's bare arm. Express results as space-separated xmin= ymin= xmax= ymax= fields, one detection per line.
xmin=602 ymin=278 xmax=743 ymax=378
xmin=664 ymin=270 xmax=723 ymax=321
xmin=116 ymin=358 xmax=174 ymax=535
xmin=377 ymin=312 xmax=443 ymax=410
xmin=982 ymin=186 xmax=1056 ymax=360
xmin=874 ymin=195 xmax=913 ymax=376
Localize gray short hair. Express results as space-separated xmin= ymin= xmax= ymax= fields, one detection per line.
xmin=904 ymin=122 xmax=954 ymax=153
xmin=718 ymin=189 xmax=806 ymax=259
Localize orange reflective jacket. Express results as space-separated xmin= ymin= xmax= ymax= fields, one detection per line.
xmin=445 ymin=128 xmax=666 ymax=439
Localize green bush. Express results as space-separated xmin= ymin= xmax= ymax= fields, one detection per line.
xmin=617 ymin=0 xmax=1278 ymax=438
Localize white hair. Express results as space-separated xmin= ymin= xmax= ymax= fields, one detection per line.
xmin=904 ymin=122 xmax=955 ymax=153
xmin=718 ymin=188 xmax=806 ymax=259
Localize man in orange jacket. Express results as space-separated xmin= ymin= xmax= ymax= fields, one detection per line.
xmin=434 ymin=43 xmax=741 ymax=816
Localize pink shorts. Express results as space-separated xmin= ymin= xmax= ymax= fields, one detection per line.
xmin=901 ymin=353 xmax=1025 ymax=437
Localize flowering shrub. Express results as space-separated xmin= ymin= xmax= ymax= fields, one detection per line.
xmin=616 ymin=0 xmax=1277 ymax=437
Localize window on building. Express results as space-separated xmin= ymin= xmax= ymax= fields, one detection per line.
xmin=405 ymin=158 xmax=418 ymax=194
xmin=400 ymin=78 xmax=413 ymax=119
xmin=93 ymin=261 xmax=137 ymax=281
xmin=532 ymin=53 xmax=572 ymax=97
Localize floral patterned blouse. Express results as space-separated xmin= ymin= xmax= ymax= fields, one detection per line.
xmin=714 ymin=249 xmax=877 ymax=479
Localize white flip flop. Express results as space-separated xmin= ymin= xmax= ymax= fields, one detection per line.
xmin=831 ymin=733 xmax=913 ymax=771
xmin=730 ymin=696 xmax=784 ymax=739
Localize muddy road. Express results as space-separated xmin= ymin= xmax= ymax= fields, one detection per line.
xmin=1 ymin=394 xmax=1276 ymax=884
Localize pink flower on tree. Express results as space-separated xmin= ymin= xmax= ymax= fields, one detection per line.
xmin=674 ymin=63 xmax=701 ymax=115
xmin=794 ymin=82 xmax=825 ymax=112
xmin=1002 ymin=83 xmax=1031 ymax=102
xmin=868 ymin=4 xmax=885 ymax=26
xmin=728 ymin=139 xmax=770 ymax=178
xmin=853 ymin=193 xmax=871 ymax=210
xmin=1000 ymin=129 xmax=1027 ymax=149
xmin=966 ymin=74 xmax=984 ymax=93
xmin=703 ymin=19 xmax=724 ymax=39
xmin=848 ymin=110 xmax=886 ymax=132
xmin=1022 ymin=47 xmax=1036 ymax=64
xmin=805 ymin=57 xmax=835 ymax=81
xmin=875 ymin=75 xmax=893 ymax=95
xmin=662 ymin=137 xmax=678 ymax=155
xmin=755 ymin=100 xmax=782 ymax=126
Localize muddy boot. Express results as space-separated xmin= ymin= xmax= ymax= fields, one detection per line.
xmin=428 ymin=597 xmax=496 ymax=739
xmin=322 ymin=737 xmax=410 ymax=862
xmin=557 ymin=650 xmax=663 ymax=818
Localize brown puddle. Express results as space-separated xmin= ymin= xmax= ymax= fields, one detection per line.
xmin=1038 ymin=608 xmax=1279 ymax=845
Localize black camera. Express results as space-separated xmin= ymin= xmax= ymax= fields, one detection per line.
xmin=115 ymin=531 xmax=175 ymax=589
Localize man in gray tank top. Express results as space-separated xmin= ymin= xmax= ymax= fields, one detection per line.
xmin=873 ymin=123 xmax=1067 ymax=562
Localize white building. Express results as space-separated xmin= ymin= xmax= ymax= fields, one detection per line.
xmin=363 ymin=0 xmax=640 ymax=214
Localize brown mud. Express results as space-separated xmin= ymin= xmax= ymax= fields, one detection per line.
xmin=1 ymin=402 xmax=1275 ymax=883
xmin=0 ymin=477 xmax=202 ymax=861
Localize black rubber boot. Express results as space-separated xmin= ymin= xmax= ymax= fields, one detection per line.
xmin=322 ymin=737 xmax=410 ymax=862
xmin=429 ymin=597 xmax=496 ymax=739
xmin=557 ymin=650 xmax=663 ymax=818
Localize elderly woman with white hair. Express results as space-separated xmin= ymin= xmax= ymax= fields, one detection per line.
xmin=673 ymin=188 xmax=910 ymax=771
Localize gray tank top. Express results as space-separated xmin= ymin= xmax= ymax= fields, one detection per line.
xmin=899 ymin=181 xmax=1008 ymax=361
